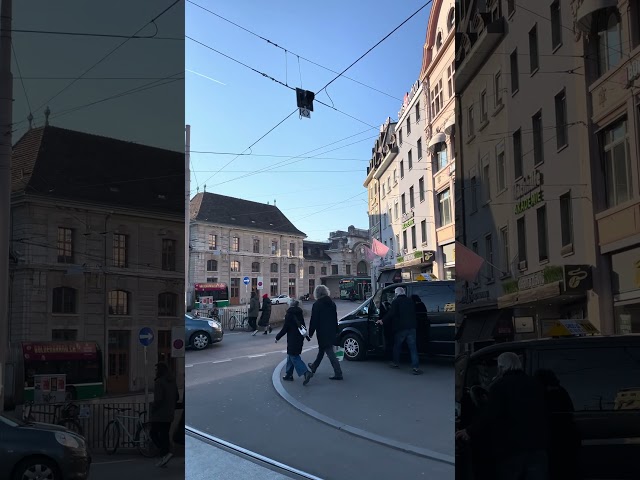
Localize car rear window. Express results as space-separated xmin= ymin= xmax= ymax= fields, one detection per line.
xmin=411 ymin=283 xmax=455 ymax=313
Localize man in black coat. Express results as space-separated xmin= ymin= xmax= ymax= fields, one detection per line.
xmin=275 ymin=299 xmax=314 ymax=385
xmin=307 ymin=285 xmax=343 ymax=380
xmin=376 ymin=287 xmax=423 ymax=375
xmin=456 ymin=352 xmax=550 ymax=480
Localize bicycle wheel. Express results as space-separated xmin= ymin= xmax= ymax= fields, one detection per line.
xmin=228 ymin=315 xmax=236 ymax=330
xmin=59 ymin=419 xmax=83 ymax=436
xmin=136 ymin=422 xmax=160 ymax=458
xmin=244 ymin=317 xmax=252 ymax=331
xmin=103 ymin=421 xmax=120 ymax=455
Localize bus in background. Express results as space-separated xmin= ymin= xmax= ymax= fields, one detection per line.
xmin=339 ymin=277 xmax=372 ymax=301
xmin=193 ymin=282 xmax=230 ymax=310
xmin=21 ymin=341 xmax=104 ymax=402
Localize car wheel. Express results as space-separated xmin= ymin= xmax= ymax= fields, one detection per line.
xmin=190 ymin=331 xmax=210 ymax=350
xmin=342 ymin=333 xmax=366 ymax=361
xmin=12 ymin=456 xmax=60 ymax=480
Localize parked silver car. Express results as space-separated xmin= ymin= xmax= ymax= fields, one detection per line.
xmin=185 ymin=314 xmax=223 ymax=350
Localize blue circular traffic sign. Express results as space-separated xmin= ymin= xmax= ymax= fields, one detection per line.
xmin=243 ymin=276 xmax=250 ymax=285
xmin=139 ymin=327 xmax=154 ymax=346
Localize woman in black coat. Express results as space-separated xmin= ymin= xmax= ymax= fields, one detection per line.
xmin=275 ymin=300 xmax=313 ymax=385
xmin=253 ymin=293 xmax=272 ymax=336
xmin=307 ymin=285 xmax=343 ymax=380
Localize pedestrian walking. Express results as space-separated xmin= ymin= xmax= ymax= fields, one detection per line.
xmin=376 ymin=287 xmax=423 ymax=375
xmin=307 ymin=285 xmax=343 ymax=380
xmin=275 ymin=299 xmax=314 ymax=385
xmin=150 ymin=362 xmax=179 ymax=468
xmin=253 ymin=293 xmax=272 ymax=336
xmin=248 ymin=291 xmax=260 ymax=332
xmin=456 ymin=352 xmax=549 ymax=480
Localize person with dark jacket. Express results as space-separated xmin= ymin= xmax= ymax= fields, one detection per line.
xmin=307 ymin=285 xmax=343 ymax=380
xmin=275 ymin=299 xmax=314 ymax=385
xmin=150 ymin=363 xmax=179 ymax=468
xmin=253 ymin=293 xmax=272 ymax=336
xmin=456 ymin=352 xmax=549 ymax=480
xmin=248 ymin=291 xmax=260 ymax=332
xmin=376 ymin=287 xmax=423 ymax=375
xmin=534 ymin=369 xmax=581 ymax=480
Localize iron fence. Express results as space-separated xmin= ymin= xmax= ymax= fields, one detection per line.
xmin=218 ymin=305 xmax=250 ymax=330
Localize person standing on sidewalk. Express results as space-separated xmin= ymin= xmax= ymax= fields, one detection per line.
xmin=253 ymin=293 xmax=272 ymax=336
xmin=248 ymin=291 xmax=260 ymax=333
xmin=376 ymin=287 xmax=423 ymax=375
xmin=275 ymin=299 xmax=314 ymax=385
xmin=150 ymin=362 xmax=179 ymax=468
xmin=307 ymin=285 xmax=343 ymax=380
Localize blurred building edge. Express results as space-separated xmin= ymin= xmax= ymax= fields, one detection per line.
xmin=6 ymin=125 xmax=185 ymax=407
xmin=454 ymin=0 xmax=640 ymax=353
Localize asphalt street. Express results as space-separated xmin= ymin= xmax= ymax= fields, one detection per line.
xmin=185 ymin=300 xmax=454 ymax=480
xmin=90 ymin=454 xmax=185 ymax=480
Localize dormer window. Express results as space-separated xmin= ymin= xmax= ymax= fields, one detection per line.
xmin=436 ymin=32 xmax=443 ymax=50
xmin=448 ymin=8 xmax=455 ymax=32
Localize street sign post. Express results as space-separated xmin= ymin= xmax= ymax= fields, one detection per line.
xmin=138 ymin=327 xmax=154 ymax=418
xmin=171 ymin=326 xmax=184 ymax=358
xmin=257 ymin=276 xmax=263 ymax=290
xmin=243 ymin=276 xmax=250 ymax=293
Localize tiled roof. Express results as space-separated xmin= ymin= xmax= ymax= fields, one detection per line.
xmin=11 ymin=126 xmax=183 ymax=215
xmin=190 ymin=192 xmax=306 ymax=237
xmin=303 ymin=240 xmax=332 ymax=261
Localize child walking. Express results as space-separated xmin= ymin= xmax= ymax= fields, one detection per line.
xmin=275 ymin=299 xmax=314 ymax=386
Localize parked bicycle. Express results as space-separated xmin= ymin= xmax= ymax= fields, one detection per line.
xmin=103 ymin=406 xmax=159 ymax=457
xmin=23 ymin=401 xmax=84 ymax=436
xmin=227 ymin=309 xmax=251 ymax=331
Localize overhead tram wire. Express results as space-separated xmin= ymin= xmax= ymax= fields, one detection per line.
xmin=11 ymin=29 xmax=182 ymax=40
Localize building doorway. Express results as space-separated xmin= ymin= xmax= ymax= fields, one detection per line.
xmin=107 ymin=330 xmax=130 ymax=394
xmin=230 ymin=278 xmax=240 ymax=305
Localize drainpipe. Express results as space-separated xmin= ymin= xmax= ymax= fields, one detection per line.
xmin=103 ymin=212 xmax=112 ymax=393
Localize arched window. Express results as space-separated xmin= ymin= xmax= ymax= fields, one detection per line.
xmin=158 ymin=292 xmax=178 ymax=317
xmin=436 ymin=32 xmax=443 ymax=50
xmin=309 ymin=266 xmax=316 ymax=275
xmin=270 ymin=263 xmax=278 ymax=273
xmin=289 ymin=264 xmax=296 ymax=274
xmin=448 ymin=8 xmax=455 ymax=32
xmin=206 ymin=259 xmax=218 ymax=271
xmin=52 ymin=287 xmax=76 ymax=314
xmin=595 ymin=9 xmax=622 ymax=75
xmin=252 ymin=262 xmax=260 ymax=273
xmin=357 ymin=261 xmax=368 ymax=276
xmin=108 ymin=290 xmax=130 ymax=315
xmin=230 ymin=261 xmax=240 ymax=272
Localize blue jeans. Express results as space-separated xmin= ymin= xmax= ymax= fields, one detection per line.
xmin=285 ymin=354 xmax=308 ymax=377
xmin=393 ymin=328 xmax=419 ymax=369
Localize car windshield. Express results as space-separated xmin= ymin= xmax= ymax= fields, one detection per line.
xmin=0 ymin=413 xmax=23 ymax=427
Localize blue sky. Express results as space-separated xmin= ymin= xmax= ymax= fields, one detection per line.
xmin=186 ymin=0 xmax=430 ymax=241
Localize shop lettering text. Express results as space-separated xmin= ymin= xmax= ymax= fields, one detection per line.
xmin=514 ymin=190 xmax=544 ymax=214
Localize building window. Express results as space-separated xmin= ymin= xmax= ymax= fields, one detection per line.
xmin=470 ymin=176 xmax=478 ymax=212
xmin=421 ymin=220 xmax=427 ymax=245
xmin=331 ymin=265 xmax=338 ymax=275
xmin=57 ymin=227 xmax=74 ymax=263
xmin=113 ymin=234 xmax=128 ymax=268
xmin=480 ymin=89 xmax=488 ymax=122
xmin=496 ymin=146 xmax=506 ymax=192
xmin=436 ymin=144 xmax=448 ymax=171
xmin=388 ymin=207 xmax=392 ymax=225
xmin=417 ymin=139 xmax=423 ymax=159
xmin=253 ymin=239 xmax=260 ymax=253
xmin=419 ymin=177 xmax=425 ymax=202
xmin=560 ymin=192 xmax=574 ymax=249
xmin=396 ymin=234 xmax=400 ymax=252
xmin=500 ymin=226 xmax=509 ymax=275
xmin=321 ymin=266 xmax=327 ymax=275
xmin=448 ymin=7 xmax=455 ymax=31
xmin=411 ymin=226 xmax=417 ymax=250
xmin=206 ymin=259 xmax=218 ymax=271
xmin=532 ymin=110 xmax=544 ymax=165
xmin=206 ymin=277 xmax=218 ymax=283
xmin=485 ymin=235 xmax=494 ymax=281
xmin=408 ymin=149 xmax=413 ymax=170
xmin=52 ymin=329 xmax=77 ymax=341
xmin=208 ymin=234 xmax=217 ymax=250
xmin=517 ymin=217 xmax=527 ymax=266
xmin=232 ymin=236 xmax=240 ymax=252
xmin=162 ymin=239 xmax=176 ymax=271
xmin=393 ymin=169 xmax=397 ymax=184
xmin=252 ymin=262 xmax=260 ymax=273
xmin=393 ymin=202 xmax=398 ymax=220
xmin=270 ymin=262 xmax=278 ymax=273
xmin=537 ymin=206 xmax=549 ymax=262
xmin=288 ymin=279 xmax=296 ymax=297
xmin=230 ymin=261 xmax=241 ymax=272
xmin=382 ymin=184 xmax=386 ymax=198
xmin=109 ymin=290 xmax=130 ymax=315
xmin=157 ymin=330 xmax=176 ymax=374
xmin=529 ymin=24 xmax=539 ymax=72
xmin=510 ymin=49 xmax=519 ymax=93
xmin=438 ymin=189 xmax=452 ymax=227
xmin=409 ymin=186 xmax=415 ymax=209
xmin=513 ymin=128 xmax=523 ymax=179
xmin=271 ymin=241 xmax=278 ymax=254
xmin=401 ymin=194 xmax=406 ymax=215
xmin=346 ymin=264 xmax=351 ymax=275
xmin=289 ymin=243 xmax=295 ymax=256
xmin=468 ymin=106 xmax=475 ymax=136
xmin=308 ymin=279 xmax=315 ymax=294
xmin=400 ymin=160 xmax=404 ymax=178
xmin=52 ymin=287 xmax=76 ymax=314
xmin=407 ymin=116 xmax=411 ymax=135
xmin=289 ymin=263 xmax=296 ymax=274
xmin=555 ymin=89 xmax=568 ymax=149
xmin=482 ymin=163 xmax=491 ymax=202
xmin=415 ymin=101 xmax=421 ymax=121
xmin=595 ymin=9 xmax=622 ymax=76
xmin=447 ymin=65 xmax=453 ymax=98
xmin=158 ymin=292 xmax=178 ymax=317
xmin=309 ymin=266 xmax=315 ymax=275
xmin=601 ymin=119 xmax=631 ymax=208
xmin=495 ymin=71 xmax=503 ymax=107
xmin=270 ymin=278 xmax=278 ymax=297
xmin=436 ymin=31 xmax=443 ymax=50
xmin=403 ymin=230 xmax=408 ymax=251
xmin=551 ymin=1 xmax=562 ymax=49
xmin=399 ymin=128 xmax=403 ymax=145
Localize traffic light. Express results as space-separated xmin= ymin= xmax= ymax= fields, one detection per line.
xmin=296 ymin=88 xmax=315 ymax=112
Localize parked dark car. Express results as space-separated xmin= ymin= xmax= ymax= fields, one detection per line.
xmin=337 ymin=280 xmax=455 ymax=361
xmin=455 ymin=335 xmax=640 ymax=479
xmin=0 ymin=413 xmax=91 ymax=480
xmin=185 ymin=314 xmax=223 ymax=350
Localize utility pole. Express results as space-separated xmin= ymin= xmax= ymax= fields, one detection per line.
xmin=185 ymin=125 xmax=190 ymax=310
xmin=0 ymin=0 xmax=14 ymax=412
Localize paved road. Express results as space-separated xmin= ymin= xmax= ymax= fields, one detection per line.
xmin=90 ymin=454 xmax=185 ymax=480
xmin=186 ymin=300 xmax=454 ymax=480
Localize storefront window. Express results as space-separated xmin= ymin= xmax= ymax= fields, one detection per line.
xmin=615 ymin=304 xmax=640 ymax=334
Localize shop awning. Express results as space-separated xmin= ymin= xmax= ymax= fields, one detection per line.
xmin=428 ymin=132 xmax=446 ymax=152
xmin=377 ymin=269 xmax=402 ymax=285
xmin=576 ymin=0 xmax=617 ymax=32
xmin=444 ymin=117 xmax=455 ymax=135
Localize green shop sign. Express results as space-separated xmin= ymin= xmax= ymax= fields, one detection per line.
xmin=514 ymin=169 xmax=544 ymax=214
xmin=402 ymin=218 xmax=415 ymax=230
xmin=514 ymin=190 xmax=544 ymax=214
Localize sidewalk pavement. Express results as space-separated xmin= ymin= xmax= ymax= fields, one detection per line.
xmin=273 ymin=355 xmax=455 ymax=465
xmin=90 ymin=451 xmax=185 ymax=480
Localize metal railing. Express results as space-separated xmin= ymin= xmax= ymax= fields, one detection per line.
xmin=217 ymin=305 xmax=250 ymax=330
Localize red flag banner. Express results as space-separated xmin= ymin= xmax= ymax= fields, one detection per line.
xmin=371 ymin=238 xmax=389 ymax=257
xmin=455 ymin=241 xmax=485 ymax=282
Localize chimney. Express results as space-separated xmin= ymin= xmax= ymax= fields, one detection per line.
xmin=44 ymin=106 xmax=51 ymax=126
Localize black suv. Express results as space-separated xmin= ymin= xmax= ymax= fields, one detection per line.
xmin=456 ymin=335 xmax=640 ymax=479
xmin=337 ymin=280 xmax=455 ymax=361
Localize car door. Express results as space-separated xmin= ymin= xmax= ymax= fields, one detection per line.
xmin=412 ymin=282 xmax=455 ymax=356
xmin=367 ymin=286 xmax=395 ymax=352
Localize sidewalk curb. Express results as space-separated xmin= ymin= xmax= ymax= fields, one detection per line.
xmin=271 ymin=359 xmax=455 ymax=466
